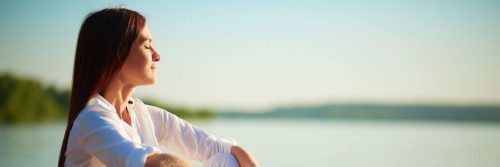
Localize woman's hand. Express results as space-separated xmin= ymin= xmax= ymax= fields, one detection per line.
xmin=145 ymin=153 xmax=195 ymax=167
xmin=230 ymin=145 xmax=259 ymax=167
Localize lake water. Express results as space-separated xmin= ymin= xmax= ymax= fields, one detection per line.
xmin=1 ymin=118 xmax=499 ymax=167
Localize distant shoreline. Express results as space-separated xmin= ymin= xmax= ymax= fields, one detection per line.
xmin=218 ymin=104 xmax=500 ymax=122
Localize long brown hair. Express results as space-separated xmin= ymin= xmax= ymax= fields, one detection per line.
xmin=58 ymin=8 xmax=145 ymax=166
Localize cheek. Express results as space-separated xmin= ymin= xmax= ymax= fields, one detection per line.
xmin=120 ymin=56 xmax=142 ymax=75
xmin=122 ymin=52 xmax=153 ymax=78
xmin=119 ymin=62 xmax=149 ymax=85
xmin=127 ymin=51 xmax=150 ymax=70
xmin=120 ymin=61 xmax=137 ymax=79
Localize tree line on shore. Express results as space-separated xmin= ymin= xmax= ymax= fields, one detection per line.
xmin=0 ymin=73 xmax=214 ymax=124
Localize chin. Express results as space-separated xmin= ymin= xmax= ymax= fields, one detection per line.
xmin=149 ymin=78 xmax=157 ymax=84
xmin=138 ymin=76 xmax=157 ymax=85
xmin=144 ymin=78 xmax=157 ymax=85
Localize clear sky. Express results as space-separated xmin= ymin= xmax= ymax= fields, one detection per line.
xmin=1 ymin=0 xmax=499 ymax=110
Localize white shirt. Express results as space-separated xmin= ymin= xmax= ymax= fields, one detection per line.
xmin=65 ymin=94 xmax=236 ymax=167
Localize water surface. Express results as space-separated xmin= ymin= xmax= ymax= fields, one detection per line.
xmin=1 ymin=119 xmax=499 ymax=167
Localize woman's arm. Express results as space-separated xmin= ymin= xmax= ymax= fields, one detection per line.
xmin=146 ymin=105 xmax=235 ymax=160
xmin=230 ymin=145 xmax=259 ymax=167
xmin=145 ymin=153 xmax=195 ymax=167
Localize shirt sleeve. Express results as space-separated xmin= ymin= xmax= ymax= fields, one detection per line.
xmin=75 ymin=110 xmax=160 ymax=167
xmin=146 ymin=105 xmax=237 ymax=161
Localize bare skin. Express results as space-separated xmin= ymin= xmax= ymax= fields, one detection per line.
xmin=102 ymin=24 xmax=259 ymax=167
xmin=230 ymin=145 xmax=259 ymax=167
xmin=145 ymin=154 xmax=195 ymax=167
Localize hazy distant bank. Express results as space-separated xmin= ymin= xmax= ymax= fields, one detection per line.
xmin=219 ymin=104 xmax=500 ymax=122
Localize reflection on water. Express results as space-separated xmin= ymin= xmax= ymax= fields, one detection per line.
xmin=1 ymin=119 xmax=500 ymax=167
xmin=0 ymin=122 xmax=65 ymax=167
xmin=200 ymin=119 xmax=500 ymax=167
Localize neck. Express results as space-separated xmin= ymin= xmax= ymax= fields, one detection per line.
xmin=101 ymin=78 xmax=135 ymax=115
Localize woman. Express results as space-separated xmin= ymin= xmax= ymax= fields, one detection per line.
xmin=58 ymin=8 xmax=258 ymax=167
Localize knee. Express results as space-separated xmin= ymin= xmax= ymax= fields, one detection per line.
xmin=203 ymin=153 xmax=239 ymax=167
xmin=145 ymin=153 xmax=194 ymax=167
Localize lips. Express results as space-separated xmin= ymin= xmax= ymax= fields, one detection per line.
xmin=151 ymin=63 xmax=158 ymax=70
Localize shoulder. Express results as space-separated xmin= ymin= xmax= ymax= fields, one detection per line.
xmin=131 ymin=97 xmax=167 ymax=115
xmin=73 ymin=99 xmax=120 ymax=135
xmin=76 ymin=95 xmax=118 ymax=121
xmin=77 ymin=100 xmax=117 ymax=123
xmin=130 ymin=98 xmax=179 ymax=125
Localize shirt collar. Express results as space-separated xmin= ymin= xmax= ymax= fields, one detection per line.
xmin=88 ymin=94 xmax=135 ymax=112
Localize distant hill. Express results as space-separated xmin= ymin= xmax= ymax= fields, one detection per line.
xmin=219 ymin=104 xmax=500 ymax=122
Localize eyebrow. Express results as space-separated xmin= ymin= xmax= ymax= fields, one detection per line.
xmin=141 ymin=37 xmax=153 ymax=43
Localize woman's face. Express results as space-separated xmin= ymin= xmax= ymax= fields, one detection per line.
xmin=118 ymin=24 xmax=161 ymax=86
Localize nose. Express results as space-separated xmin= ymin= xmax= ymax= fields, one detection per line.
xmin=152 ymin=48 xmax=160 ymax=62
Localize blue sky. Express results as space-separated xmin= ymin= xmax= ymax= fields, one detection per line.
xmin=1 ymin=0 xmax=499 ymax=110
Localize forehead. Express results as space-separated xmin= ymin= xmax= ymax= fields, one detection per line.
xmin=137 ymin=24 xmax=152 ymax=42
